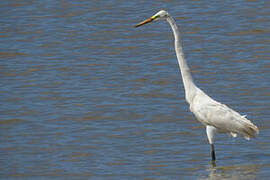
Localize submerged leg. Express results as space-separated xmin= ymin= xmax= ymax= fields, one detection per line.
xmin=210 ymin=144 xmax=216 ymax=161
xmin=206 ymin=126 xmax=217 ymax=161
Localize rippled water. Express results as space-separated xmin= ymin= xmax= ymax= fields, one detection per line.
xmin=1 ymin=0 xmax=269 ymax=179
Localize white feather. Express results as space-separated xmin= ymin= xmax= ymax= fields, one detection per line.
xmin=190 ymin=89 xmax=259 ymax=139
xmin=136 ymin=10 xmax=259 ymax=160
xmin=230 ymin=132 xmax=238 ymax=138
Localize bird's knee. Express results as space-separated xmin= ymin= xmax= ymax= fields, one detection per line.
xmin=206 ymin=126 xmax=216 ymax=144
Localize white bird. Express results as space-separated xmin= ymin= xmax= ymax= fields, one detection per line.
xmin=135 ymin=10 xmax=259 ymax=162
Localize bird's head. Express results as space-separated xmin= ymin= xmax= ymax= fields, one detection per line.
xmin=135 ymin=10 xmax=169 ymax=27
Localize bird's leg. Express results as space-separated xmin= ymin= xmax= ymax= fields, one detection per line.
xmin=210 ymin=144 xmax=216 ymax=167
xmin=206 ymin=126 xmax=217 ymax=162
xmin=210 ymin=144 xmax=216 ymax=161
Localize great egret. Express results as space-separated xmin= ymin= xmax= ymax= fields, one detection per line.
xmin=135 ymin=10 xmax=259 ymax=162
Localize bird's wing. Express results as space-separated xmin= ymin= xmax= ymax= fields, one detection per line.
xmin=190 ymin=91 xmax=259 ymax=140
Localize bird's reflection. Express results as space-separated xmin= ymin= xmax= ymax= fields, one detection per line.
xmin=211 ymin=160 xmax=216 ymax=168
xmin=203 ymin=162 xmax=259 ymax=180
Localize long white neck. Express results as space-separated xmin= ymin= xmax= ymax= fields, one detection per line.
xmin=166 ymin=15 xmax=197 ymax=104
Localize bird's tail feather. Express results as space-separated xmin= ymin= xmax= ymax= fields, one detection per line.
xmin=241 ymin=121 xmax=259 ymax=140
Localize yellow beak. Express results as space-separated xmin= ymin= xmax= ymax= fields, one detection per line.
xmin=135 ymin=16 xmax=156 ymax=28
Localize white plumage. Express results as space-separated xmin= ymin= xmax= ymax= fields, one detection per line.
xmin=190 ymin=88 xmax=259 ymax=140
xmin=135 ymin=10 xmax=259 ymax=161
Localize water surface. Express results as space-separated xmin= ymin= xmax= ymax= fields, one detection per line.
xmin=0 ymin=0 xmax=270 ymax=179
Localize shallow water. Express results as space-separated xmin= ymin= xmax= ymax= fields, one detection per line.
xmin=0 ymin=0 xmax=270 ymax=179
